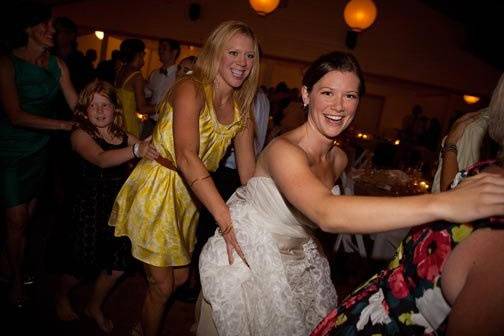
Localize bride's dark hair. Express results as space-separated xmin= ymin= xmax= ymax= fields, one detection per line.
xmin=302 ymin=51 xmax=365 ymax=97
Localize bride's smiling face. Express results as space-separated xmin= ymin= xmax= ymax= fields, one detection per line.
xmin=302 ymin=70 xmax=360 ymax=140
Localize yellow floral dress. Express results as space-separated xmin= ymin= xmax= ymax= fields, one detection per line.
xmin=109 ymin=84 xmax=244 ymax=267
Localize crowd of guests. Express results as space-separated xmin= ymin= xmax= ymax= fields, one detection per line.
xmin=1 ymin=3 xmax=504 ymax=336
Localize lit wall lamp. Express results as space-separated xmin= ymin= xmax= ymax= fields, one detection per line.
xmin=343 ymin=0 xmax=377 ymax=49
xmin=249 ymin=0 xmax=280 ymax=16
xmin=463 ymin=95 xmax=480 ymax=104
xmin=95 ymin=30 xmax=104 ymax=40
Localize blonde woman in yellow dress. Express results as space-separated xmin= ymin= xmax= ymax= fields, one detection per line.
xmin=109 ymin=21 xmax=259 ymax=336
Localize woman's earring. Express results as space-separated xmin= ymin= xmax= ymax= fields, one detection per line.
xmin=303 ymin=103 xmax=309 ymax=113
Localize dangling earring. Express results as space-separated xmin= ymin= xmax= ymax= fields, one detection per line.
xmin=303 ymin=102 xmax=309 ymax=114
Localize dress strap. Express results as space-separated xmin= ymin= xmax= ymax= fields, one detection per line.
xmin=119 ymin=70 xmax=141 ymax=88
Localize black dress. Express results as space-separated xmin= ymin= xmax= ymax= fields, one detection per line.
xmin=67 ymin=134 xmax=135 ymax=278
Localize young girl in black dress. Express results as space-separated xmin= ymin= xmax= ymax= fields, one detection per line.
xmin=55 ymin=80 xmax=158 ymax=332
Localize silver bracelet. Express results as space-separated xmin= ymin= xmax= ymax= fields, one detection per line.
xmin=133 ymin=143 xmax=140 ymax=158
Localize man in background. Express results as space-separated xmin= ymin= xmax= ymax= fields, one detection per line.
xmin=142 ymin=38 xmax=180 ymax=138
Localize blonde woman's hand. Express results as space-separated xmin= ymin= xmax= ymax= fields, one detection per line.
xmin=446 ymin=111 xmax=480 ymax=144
xmin=221 ymin=223 xmax=249 ymax=268
xmin=138 ymin=136 xmax=159 ymax=160
xmin=440 ymin=173 xmax=504 ymax=223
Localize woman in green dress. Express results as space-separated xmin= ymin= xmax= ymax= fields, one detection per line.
xmin=0 ymin=3 xmax=78 ymax=306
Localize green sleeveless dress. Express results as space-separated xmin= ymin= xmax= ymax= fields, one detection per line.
xmin=0 ymin=54 xmax=61 ymax=208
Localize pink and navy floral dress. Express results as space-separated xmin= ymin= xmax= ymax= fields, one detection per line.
xmin=312 ymin=161 xmax=503 ymax=336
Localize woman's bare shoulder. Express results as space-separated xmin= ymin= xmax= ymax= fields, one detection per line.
xmin=170 ymin=77 xmax=204 ymax=104
xmin=263 ymin=136 xmax=306 ymax=159
xmin=442 ymin=227 xmax=504 ymax=305
xmin=258 ymin=137 xmax=310 ymax=176
xmin=443 ymin=228 xmax=504 ymax=334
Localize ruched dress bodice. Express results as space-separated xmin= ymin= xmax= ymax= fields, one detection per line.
xmin=232 ymin=176 xmax=318 ymax=237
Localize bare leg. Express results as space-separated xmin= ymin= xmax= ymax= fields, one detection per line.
xmin=55 ymin=273 xmax=80 ymax=321
xmin=5 ymin=203 xmax=30 ymax=305
xmin=141 ymin=264 xmax=189 ymax=336
xmin=85 ymin=270 xmax=124 ymax=333
xmin=173 ymin=266 xmax=190 ymax=289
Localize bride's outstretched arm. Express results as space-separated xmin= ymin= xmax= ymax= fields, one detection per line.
xmin=264 ymin=139 xmax=504 ymax=234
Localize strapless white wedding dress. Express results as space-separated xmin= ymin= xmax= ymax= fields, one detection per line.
xmin=198 ymin=176 xmax=337 ymax=336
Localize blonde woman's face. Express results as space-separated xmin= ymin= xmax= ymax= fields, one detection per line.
xmin=216 ymin=33 xmax=255 ymax=90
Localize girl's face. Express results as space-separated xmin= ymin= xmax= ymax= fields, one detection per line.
xmin=28 ymin=18 xmax=55 ymax=48
xmin=216 ymin=33 xmax=255 ymax=90
xmin=87 ymin=93 xmax=115 ymax=128
xmin=302 ymin=70 xmax=360 ymax=139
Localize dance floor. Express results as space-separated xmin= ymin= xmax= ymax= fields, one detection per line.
xmin=1 ymin=238 xmax=385 ymax=336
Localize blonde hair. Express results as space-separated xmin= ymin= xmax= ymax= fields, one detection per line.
xmin=188 ymin=20 xmax=260 ymax=121
xmin=74 ymin=80 xmax=126 ymax=139
xmin=488 ymin=72 xmax=504 ymax=155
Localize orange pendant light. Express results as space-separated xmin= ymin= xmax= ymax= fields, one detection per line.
xmin=344 ymin=0 xmax=378 ymax=32
xmin=249 ymin=0 xmax=280 ymax=16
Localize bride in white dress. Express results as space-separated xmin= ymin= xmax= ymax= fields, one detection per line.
xmin=199 ymin=177 xmax=339 ymax=336
xmin=197 ymin=52 xmax=504 ymax=336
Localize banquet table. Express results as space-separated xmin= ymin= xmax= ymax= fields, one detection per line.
xmin=352 ymin=169 xmax=428 ymax=260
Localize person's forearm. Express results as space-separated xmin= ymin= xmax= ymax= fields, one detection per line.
xmin=440 ymin=151 xmax=459 ymax=191
xmin=316 ymin=193 xmax=440 ymax=234
xmin=10 ymin=110 xmax=72 ymax=130
xmin=237 ymin=161 xmax=255 ymax=185
xmin=177 ymin=153 xmax=231 ymax=229
xmin=90 ymin=146 xmax=136 ymax=168
xmin=60 ymin=77 xmax=78 ymax=111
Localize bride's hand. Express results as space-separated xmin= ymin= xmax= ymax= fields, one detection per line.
xmin=440 ymin=172 xmax=504 ymax=223
xmin=221 ymin=224 xmax=249 ymax=268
